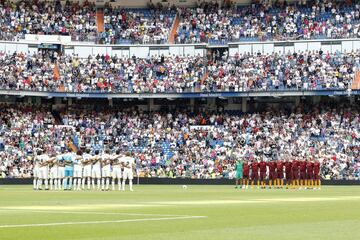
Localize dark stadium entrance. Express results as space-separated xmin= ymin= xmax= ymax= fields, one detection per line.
xmin=206 ymin=46 xmax=229 ymax=62
xmin=37 ymin=43 xmax=62 ymax=63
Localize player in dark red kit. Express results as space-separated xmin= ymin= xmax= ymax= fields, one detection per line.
xmin=267 ymin=159 xmax=277 ymax=189
xmin=243 ymin=161 xmax=250 ymax=189
xmin=313 ymin=159 xmax=321 ymax=189
xmin=276 ymin=159 xmax=284 ymax=188
xmin=259 ymin=157 xmax=267 ymax=189
xmin=251 ymin=159 xmax=260 ymax=189
xmin=284 ymin=159 xmax=292 ymax=189
xmin=291 ymin=158 xmax=300 ymax=189
xmin=299 ymin=159 xmax=307 ymax=189
xmin=306 ymin=159 xmax=314 ymax=189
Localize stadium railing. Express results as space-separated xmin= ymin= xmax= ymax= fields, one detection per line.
xmin=1 ymin=37 xmax=360 ymax=58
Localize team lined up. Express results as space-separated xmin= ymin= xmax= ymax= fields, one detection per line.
xmin=33 ymin=149 xmax=135 ymax=191
xmin=235 ymin=158 xmax=321 ymax=190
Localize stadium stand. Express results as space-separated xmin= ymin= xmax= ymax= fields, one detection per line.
xmin=0 ymin=103 xmax=358 ymax=180
xmin=176 ymin=0 xmax=360 ymax=44
xmin=0 ymin=0 xmax=97 ymax=42
xmin=0 ymin=0 xmax=359 ymax=44
xmin=0 ymin=50 xmax=357 ymax=93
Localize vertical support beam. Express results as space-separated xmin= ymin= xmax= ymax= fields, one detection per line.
xmin=295 ymin=96 xmax=300 ymax=108
xmin=55 ymin=97 xmax=61 ymax=105
xmin=108 ymin=98 xmax=113 ymax=107
xmin=207 ymin=98 xmax=216 ymax=111
xmin=148 ymin=99 xmax=154 ymax=112
xmin=35 ymin=97 xmax=41 ymax=106
xmin=242 ymin=98 xmax=247 ymax=113
xmin=350 ymin=96 xmax=354 ymax=105
xmin=68 ymin=98 xmax=72 ymax=106
xmin=26 ymin=96 xmax=32 ymax=105
xmin=190 ymin=99 xmax=195 ymax=112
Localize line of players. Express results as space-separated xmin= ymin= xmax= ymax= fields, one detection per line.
xmin=32 ymin=148 xmax=136 ymax=191
xmin=235 ymin=157 xmax=321 ymax=190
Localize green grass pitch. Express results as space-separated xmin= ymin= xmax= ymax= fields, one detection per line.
xmin=1 ymin=185 xmax=360 ymax=240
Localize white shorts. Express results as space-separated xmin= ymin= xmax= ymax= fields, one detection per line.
xmin=58 ymin=167 xmax=65 ymax=179
xmin=33 ymin=167 xmax=40 ymax=178
xmin=92 ymin=167 xmax=101 ymax=179
xmin=102 ymin=165 xmax=111 ymax=178
xmin=112 ymin=167 xmax=122 ymax=179
xmin=50 ymin=167 xmax=58 ymax=179
xmin=122 ymin=168 xmax=133 ymax=180
xmin=83 ymin=165 xmax=92 ymax=177
xmin=39 ymin=166 xmax=49 ymax=179
xmin=74 ymin=166 xmax=83 ymax=178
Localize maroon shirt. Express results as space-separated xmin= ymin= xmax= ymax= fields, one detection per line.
xmin=291 ymin=160 xmax=299 ymax=172
xmin=284 ymin=161 xmax=292 ymax=173
xmin=277 ymin=161 xmax=284 ymax=172
xmin=306 ymin=162 xmax=314 ymax=173
xmin=267 ymin=161 xmax=277 ymax=172
xmin=244 ymin=163 xmax=250 ymax=175
xmin=259 ymin=161 xmax=267 ymax=173
xmin=299 ymin=161 xmax=307 ymax=172
xmin=251 ymin=162 xmax=259 ymax=172
xmin=314 ymin=162 xmax=320 ymax=174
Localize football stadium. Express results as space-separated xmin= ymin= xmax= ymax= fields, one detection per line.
xmin=0 ymin=0 xmax=359 ymax=239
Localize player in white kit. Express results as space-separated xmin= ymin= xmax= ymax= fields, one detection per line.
xmin=49 ymin=153 xmax=59 ymax=190
xmin=91 ymin=150 xmax=102 ymax=190
xmin=101 ymin=149 xmax=112 ymax=191
xmin=38 ymin=151 xmax=50 ymax=190
xmin=32 ymin=150 xmax=42 ymax=190
xmin=111 ymin=150 xmax=123 ymax=191
xmin=57 ymin=152 xmax=65 ymax=190
xmin=73 ymin=150 xmax=83 ymax=191
xmin=120 ymin=152 xmax=135 ymax=191
xmin=82 ymin=148 xmax=93 ymax=190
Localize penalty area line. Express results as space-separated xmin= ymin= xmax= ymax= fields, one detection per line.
xmin=0 ymin=216 xmax=207 ymax=229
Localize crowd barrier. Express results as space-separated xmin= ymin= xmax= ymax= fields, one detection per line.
xmin=1 ymin=37 xmax=360 ymax=57
xmin=0 ymin=89 xmax=358 ymax=99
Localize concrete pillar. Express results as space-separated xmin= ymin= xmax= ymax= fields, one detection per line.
xmin=35 ymin=97 xmax=41 ymax=105
xmin=148 ymin=99 xmax=154 ymax=112
xmin=294 ymin=97 xmax=300 ymax=108
xmin=68 ymin=98 xmax=72 ymax=106
xmin=206 ymin=98 xmax=216 ymax=110
xmin=55 ymin=97 xmax=61 ymax=105
xmin=350 ymin=96 xmax=354 ymax=105
xmin=26 ymin=96 xmax=32 ymax=105
xmin=241 ymin=98 xmax=247 ymax=113
xmin=190 ymin=99 xmax=195 ymax=112
xmin=312 ymin=96 xmax=321 ymax=105
xmin=108 ymin=98 xmax=113 ymax=107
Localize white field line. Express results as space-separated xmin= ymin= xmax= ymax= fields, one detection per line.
xmin=148 ymin=196 xmax=360 ymax=205
xmin=0 ymin=209 xmax=203 ymax=218
xmin=0 ymin=216 xmax=207 ymax=229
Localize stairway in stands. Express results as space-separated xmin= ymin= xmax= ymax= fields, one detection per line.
xmin=162 ymin=141 xmax=174 ymax=160
xmin=351 ymin=71 xmax=360 ymax=90
xmin=51 ymin=110 xmax=78 ymax=152
xmin=53 ymin=64 xmax=64 ymax=92
xmin=168 ymin=13 xmax=180 ymax=44
xmin=96 ymin=8 xmax=105 ymax=33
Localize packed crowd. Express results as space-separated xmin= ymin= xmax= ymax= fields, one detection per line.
xmin=100 ymin=3 xmax=176 ymax=44
xmin=0 ymin=0 xmax=359 ymax=44
xmin=204 ymin=49 xmax=359 ymax=91
xmin=0 ymin=51 xmax=206 ymax=93
xmin=176 ymin=0 xmax=360 ymax=44
xmin=0 ymin=49 xmax=357 ymax=92
xmin=0 ymin=103 xmax=359 ymax=180
xmin=0 ymin=0 xmax=97 ymax=42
